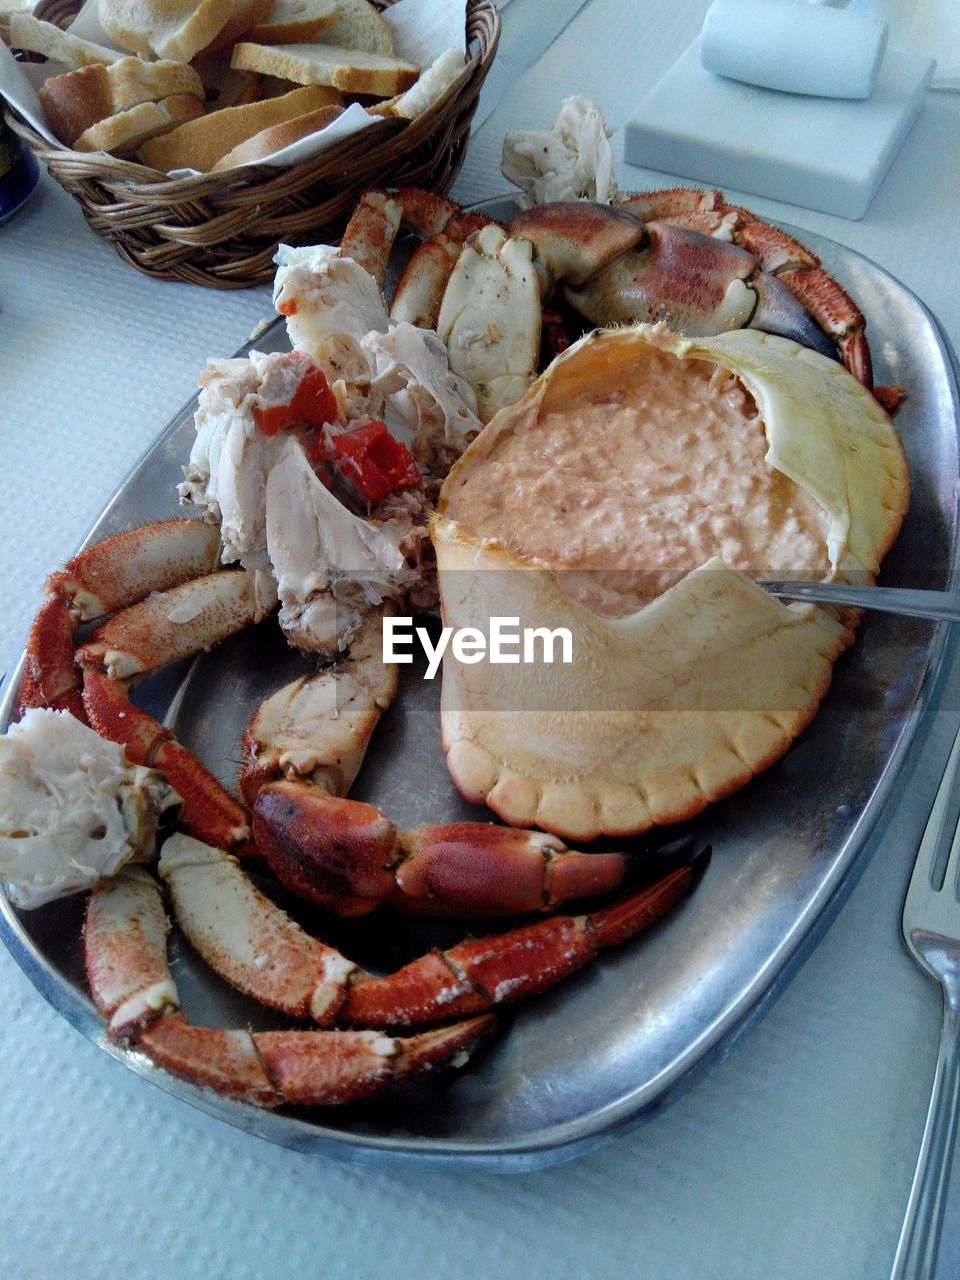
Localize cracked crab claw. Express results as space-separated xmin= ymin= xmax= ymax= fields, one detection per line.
xmin=436 ymin=224 xmax=542 ymax=423
xmin=0 ymin=709 xmax=179 ymax=908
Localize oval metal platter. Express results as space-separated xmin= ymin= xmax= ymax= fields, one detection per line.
xmin=1 ymin=205 xmax=959 ymax=1171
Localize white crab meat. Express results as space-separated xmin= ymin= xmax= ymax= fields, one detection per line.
xmin=436 ymin=225 xmax=542 ymax=423
xmin=181 ymin=350 xmax=423 ymax=654
xmin=0 ymin=709 xmax=179 ymax=909
xmin=364 ymin=322 xmax=481 ymax=470
xmin=265 ymin=437 xmax=415 ymax=651
xmin=275 ymin=246 xmax=482 ymax=461
xmin=273 ymin=244 xmax=391 ymax=384
xmin=181 ymin=350 xmax=322 ymax=570
xmin=502 ymin=96 xmax=619 ymax=208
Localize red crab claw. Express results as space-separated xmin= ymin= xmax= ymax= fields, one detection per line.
xmin=508 ymin=201 xmax=646 ymax=289
xmin=252 ymin=781 xmax=399 ymax=919
xmin=341 ymin=857 xmax=703 ymax=1027
xmin=19 ymin=596 xmax=87 ymax=719
xmin=391 ymin=823 xmax=628 ymax=916
xmin=564 ymin=222 xmax=837 ymax=358
xmin=20 ymin=519 xmax=224 ymax=721
xmin=251 ymin=781 xmax=630 ymax=918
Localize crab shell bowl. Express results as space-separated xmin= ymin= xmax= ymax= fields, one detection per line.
xmin=433 ymin=323 xmax=910 ymax=842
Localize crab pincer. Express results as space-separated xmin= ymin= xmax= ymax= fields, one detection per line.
xmin=251 ymin=784 xmax=631 ymax=918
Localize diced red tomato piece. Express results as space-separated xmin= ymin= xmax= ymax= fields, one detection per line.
xmin=277 ymin=299 xmax=298 ymax=316
xmin=328 ymin=420 xmax=421 ymax=504
xmin=253 ymin=366 xmax=339 ymax=437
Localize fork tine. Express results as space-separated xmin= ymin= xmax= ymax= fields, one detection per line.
xmin=904 ymin=723 xmax=960 ymax=917
xmin=943 ymin=823 xmax=960 ymax=903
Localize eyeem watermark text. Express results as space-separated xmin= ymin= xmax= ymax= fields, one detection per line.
xmin=383 ymin=616 xmax=574 ymax=680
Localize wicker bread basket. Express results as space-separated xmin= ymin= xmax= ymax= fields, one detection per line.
xmin=5 ymin=0 xmax=500 ymax=286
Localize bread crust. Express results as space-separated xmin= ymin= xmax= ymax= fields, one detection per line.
xmin=211 ymin=102 xmax=343 ymax=169
xmin=390 ymin=47 xmax=464 ymax=120
xmin=39 ymin=58 xmax=205 ymax=147
xmin=138 ymin=83 xmax=342 ymax=172
xmin=231 ymin=41 xmax=419 ymax=96
xmin=74 ymin=93 xmax=206 ymax=156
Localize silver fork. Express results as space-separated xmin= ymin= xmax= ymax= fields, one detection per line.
xmin=892 ymin=722 xmax=960 ymax=1280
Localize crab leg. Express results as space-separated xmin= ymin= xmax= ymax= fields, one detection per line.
xmin=158 ymin=834 xmax=699 ymax=1029
xmin=159 ymin=834 xmax=355 ymax=1023
xmin=19 ymin=520 xmax=277 ymax=850
xmin=339 ymin=188 xmax=465 ymax=286
xmin=76 ymin=568 xmax=275 ymax=680
xmin=85 ymin=866 xmax=493 ymax=1106
xmin=19 ymin=597 xmax=87 ymax=719
xmin=20 ymin=519 xmax=224 ymax=720
xmin=390 ymin=212 xmax=495 ymax=330
xmin=341 ymin=860 xmax=698 ymax=1027
xmin=253 ymin=1020 xmax=495 ymax=1106
xmin=84 ymin=866 xmax=181 ymax=1042
xmin=82 ymin=669 xmax=251 ymax=850
xmin=50 ymin=519 xmax=223 ymax=621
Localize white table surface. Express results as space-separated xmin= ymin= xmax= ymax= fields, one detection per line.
xmin=2 ymin=2 xmax=960 ymax=1277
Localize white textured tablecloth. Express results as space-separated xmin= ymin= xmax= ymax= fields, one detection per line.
xmin=2 ymin=2 xmax=960 ymax=1277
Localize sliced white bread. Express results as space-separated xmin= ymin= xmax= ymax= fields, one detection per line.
xmin=211 ymin=101 xmax=343 ymax=169
xmin=98 ymin=0 xmax=234 ymax=63
xmin=320 ymin=0 xmax=392 ymax=56
xmin=231 ymin=42 xmax=419 ymax=96
xmin=0 ymin=0 xmax=29 ymax=44
xmin=9 ymin=14 xmax=122 ymax=68
xmin=246 ymin=0 xmax=338 ymax=45
xmin=39 ymin=57 xmax=205 ymax=147
xmin=74 ymin=93 xmax=206 ymax=155
xmin=207 ymin=0 xmax=275 ymax=50
xmin=390 ymin=46 xmax=464 ymax=119
xmin=138 ymin=82 xmax=341 ymax=171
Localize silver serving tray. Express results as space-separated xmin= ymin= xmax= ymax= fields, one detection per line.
xmin=1 ymin=208 xmax=959 ymax=1172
